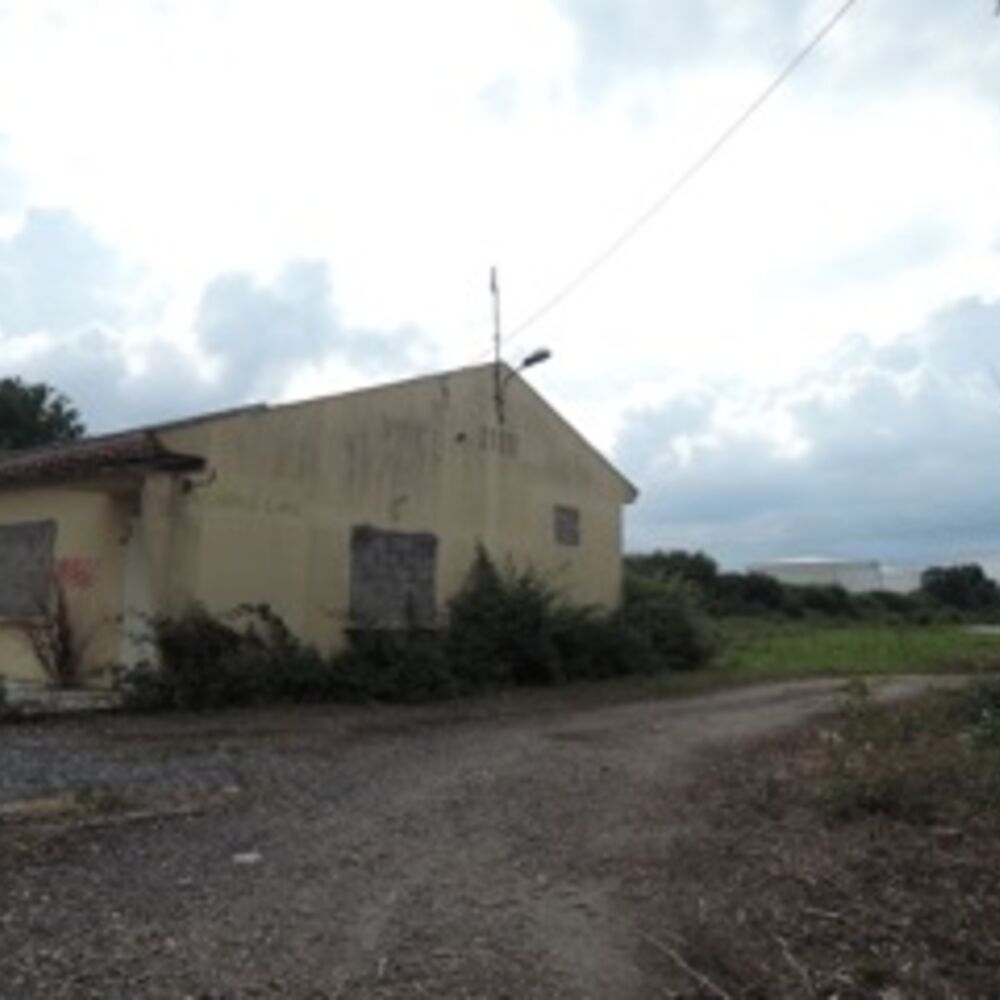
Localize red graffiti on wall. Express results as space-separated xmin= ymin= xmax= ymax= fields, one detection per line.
xmin=55 ymin=556 xmax=99 ymax=590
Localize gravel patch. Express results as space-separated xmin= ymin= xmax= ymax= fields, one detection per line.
xmin=0 ymin=677 xmax=954 ymax=998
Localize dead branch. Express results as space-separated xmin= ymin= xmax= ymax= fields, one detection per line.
xmin=776 ymin=933 xmax=816 ymax=997
xmin=638 ymin=930 xmax=733 ymax=1000
xmin=20 ymin=575 xmax=100 ymax=688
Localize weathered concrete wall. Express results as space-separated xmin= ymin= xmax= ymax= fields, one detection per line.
xmin=0 ymin=367 xmax=633 ymax=687
xmin=0 ymin=485 xmax=133 ymax=686
xmin=474 ymin=372 xmax=628 ymax=610
xmin=155 ymin=365 xmax=632 ymax=651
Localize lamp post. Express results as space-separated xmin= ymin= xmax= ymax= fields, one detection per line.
xmin=489 ymin=267 xmax=552 ymax=423
xmin=518 ymin=348 xmax=552 ymax=370
xmin=495 ymin=347 xmax=551 ymax=424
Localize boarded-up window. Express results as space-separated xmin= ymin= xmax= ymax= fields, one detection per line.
xmin=553 ymin=505 xmax=580 ymax=547
xmin=0 ymin=520 xmax=56 ymax=617
xmin=350 ymin=525 xmax=437 ymax=627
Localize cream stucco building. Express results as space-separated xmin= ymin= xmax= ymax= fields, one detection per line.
xmin=0 ymin=364 xmax=637 ymax=688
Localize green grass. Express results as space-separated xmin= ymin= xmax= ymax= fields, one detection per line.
xmin=582 ymin=622 xmax=1000 ymax=705
xmin=711 ymin=620 xmax=1000 ymax=681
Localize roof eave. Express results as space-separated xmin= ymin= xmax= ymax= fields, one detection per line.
xmin=0 ymin=448 xmax=205 ymax=491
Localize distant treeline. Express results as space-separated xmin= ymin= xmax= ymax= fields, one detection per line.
xmin=626 ymin=550 xmax=1000 ymax=622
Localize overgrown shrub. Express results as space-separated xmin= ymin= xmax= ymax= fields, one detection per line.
xmin=119 ymin=550 xmax=717 ymax=712
xmin=119 ymin=604 xmax=332 ymax=711
xmin=446 ymin=549 xmax=701 ymax=685
xmin=553 ymin=607 xmax=662 ymax=679
xmin=446 ymin=551 xmax=564 ymax=687
xmin=621 ymin=572 xmax=714 ymax=670
xmin=334 ymin=627 xmax=455 ymax=702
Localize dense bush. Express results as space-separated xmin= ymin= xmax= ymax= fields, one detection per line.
xmin=920 ymin=564 xmax=1000 ymax=614
xmin=119 ymin=550 xmax=713 ymax=711
xmin=446 ymin=550 xmax=700 ymax=686
xmin=626 ymin=549 xmax=720 ymax=591
xmin=621 ymin=573 xmax=714 ymax=670
xmin=859 ymin=589 xmax=923 ymax=618
xmin=627 ymin=549 xmax=1000 ymax=624
xmin=120 ymin=604 xmax=331 ymax=711
xmin=628 ymin=552 xmax=799 ymax=618
xmin=334 ymin=627 xmax=455 ymax=702
xmin=790 ymin=584 xmax=857 ymax=618
xmin=446 ymin=551 xmax=564 ymax=688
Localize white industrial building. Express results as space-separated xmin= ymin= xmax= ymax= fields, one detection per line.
xmin=747 ymin=557 xmax=885 ymax=593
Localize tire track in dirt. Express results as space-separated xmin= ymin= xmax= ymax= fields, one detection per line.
xmin=0 ymin=677 xmax=956 ymax=998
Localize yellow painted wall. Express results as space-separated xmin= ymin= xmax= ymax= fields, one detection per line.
xmin=154 ymin=365 xmax=633 ymax=651
xmin=0 ymin=365 xmax=634 ymax=687
xmin=0 ymin=485 xmax=133 ymax=686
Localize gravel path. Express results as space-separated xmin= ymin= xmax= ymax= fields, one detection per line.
xmin=0 ymin=676 xmax=952 ymax=998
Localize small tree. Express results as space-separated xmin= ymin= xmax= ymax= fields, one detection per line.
xmin=920 ymin=564 xmax=1000 ymax=612
xmin=0 ymin=376 xmax=84 ymax=451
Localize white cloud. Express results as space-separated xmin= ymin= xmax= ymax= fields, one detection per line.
xmin=2 ymin=248 xmax=431 ymax=433
xmin=558 ymin=0 xmax=1000 ymax=104
xmin=1 ymin=1 xmax=996 ymax=377
xmin=0 ymin=1 xmax=999 ymax=567
xmin=618 ymin=296 xmax=1000 ymax=568
xmin=0 ymin=209 xmax=131 ymax=336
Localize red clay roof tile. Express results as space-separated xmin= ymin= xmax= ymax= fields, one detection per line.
xmin=0 ymin=431 xmax=203 ymax=487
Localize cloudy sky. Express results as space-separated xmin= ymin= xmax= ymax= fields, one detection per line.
xmin=1 ymin=0 xmax=999 ymax=572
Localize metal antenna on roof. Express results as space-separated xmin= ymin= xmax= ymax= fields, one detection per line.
xmin=491 ymin=266 xmax=503 ymax=423
xmin=489 ymin=266 xmax=552 ymax=425
xmin=491 ymin=266 xmax=502 ymax=365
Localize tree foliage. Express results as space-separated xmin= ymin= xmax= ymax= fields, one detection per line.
xmin=626 ymin=549 xmax=720 ymax=589
xmin=0 ymin=376 xmax=84 ymax=451
xmin=626 ymin=548 xmax=955 ymax=622
xmin=920 ymin=564 xmax=1000 ymax=612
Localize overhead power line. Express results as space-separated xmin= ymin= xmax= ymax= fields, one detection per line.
xmin=499 ymin=0 xmax=860 ymax=350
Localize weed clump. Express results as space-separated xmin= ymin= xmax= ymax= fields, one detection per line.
xmin=819 ymin=678 xmax=1000 ymax=824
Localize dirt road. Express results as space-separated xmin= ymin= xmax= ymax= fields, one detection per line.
xmin=0 ymin=677 xmax=949 ymax=998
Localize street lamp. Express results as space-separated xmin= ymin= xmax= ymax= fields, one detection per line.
xmin=519 ymin=348 xmax=551 ymax=370
xmin=495 ymin=347 xmax=551 ymax=424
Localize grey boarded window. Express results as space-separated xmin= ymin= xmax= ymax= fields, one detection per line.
xmin=554 ymin=505 xmax=580 ymax=547
xmin=0 ymin=520 xmax=56 ymax=617
xmin=349 ymin=525 xmax=437 ymax=627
